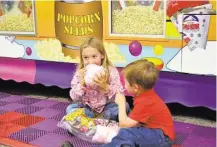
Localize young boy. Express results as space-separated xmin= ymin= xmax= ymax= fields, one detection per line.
xmin=100 ymin=59 xmax=175 ymax=147
xmin=61 ymin=59 xmax=175 ymax=147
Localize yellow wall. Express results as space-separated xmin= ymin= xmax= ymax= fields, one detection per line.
xmin=18 ymin=1 xmax=56 ymax=39
xmin=18 ymin=1 xmax=216 ymax=42
xmin=35 ymin=1 xmax=55 ymax=38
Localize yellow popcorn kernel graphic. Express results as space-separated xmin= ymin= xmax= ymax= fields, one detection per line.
xmin=35 ymin=38 xmax=80 ymax=63
xmin=112 ymin=6 xmax=164 ymax=35
xmin=104 ymin=42 xmax=126 ymax=64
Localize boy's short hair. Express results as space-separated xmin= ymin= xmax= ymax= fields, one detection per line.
xmin=122 ymin=59 xmax=159 ymax=90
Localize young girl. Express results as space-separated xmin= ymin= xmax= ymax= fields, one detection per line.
xmin=66 ymin=37 xmax=129 ymax=120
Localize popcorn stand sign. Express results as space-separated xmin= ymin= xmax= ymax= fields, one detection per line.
xmin=55 ymin=0 xmax=103 ymax=58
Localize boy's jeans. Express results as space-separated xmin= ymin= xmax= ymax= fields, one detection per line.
xmin=99 ymin=127 xmax=173 ymax=147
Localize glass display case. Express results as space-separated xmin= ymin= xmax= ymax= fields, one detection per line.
xmin=109 ymin=0 xmax=166 ymax=38
xmin=102 ymin=0 xmax=183 ymax=47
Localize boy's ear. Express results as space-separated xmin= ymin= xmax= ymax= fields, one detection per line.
xmin=101 ymin=55 xmax=104 ymax=59
xmin=133 ymin=84 xmax=139 ymax=92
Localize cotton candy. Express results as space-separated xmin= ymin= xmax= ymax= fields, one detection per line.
xmin=84 ymin=64 xmax=106 ymax=87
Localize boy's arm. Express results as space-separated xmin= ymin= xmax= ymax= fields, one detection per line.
xmin=118 ymin=102 xmax=139 ymax=128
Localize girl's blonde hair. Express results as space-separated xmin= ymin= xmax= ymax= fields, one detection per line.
xmin=78 ymin=37 xmax=112 ymax=83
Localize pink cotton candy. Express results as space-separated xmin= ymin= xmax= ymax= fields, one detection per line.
xmin=92 ymin=123 xmax=119 ymax=143
xmin=80 ymin=126 xmax=89 ymax=133
xmin=84 ymin=64 xmax=106 ymax=87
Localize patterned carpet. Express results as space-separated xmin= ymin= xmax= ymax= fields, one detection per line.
xmin=0 ymin=92 xmax=216 ymax=147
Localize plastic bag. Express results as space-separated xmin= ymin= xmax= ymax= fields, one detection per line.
xmin=57 ymin=108 xmax=119 ymax=144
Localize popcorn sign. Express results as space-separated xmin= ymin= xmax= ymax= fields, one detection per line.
xmin=55 ymin=1 xmax=103 ymax=49
xmin=182 ymin=15 xmax=201 ymax=50
xmin=172 ymin=3 xmax=213 ymax=51
xmin=56 ymin=12 xmax=101 ymax=36
xmin=183 ymin=15 xmax=200 ymax=31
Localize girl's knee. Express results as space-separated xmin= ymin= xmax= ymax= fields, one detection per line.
xmin=66 ymin=105 xmax=73 ymax=114
xmin=104 ymin=106 xmax=118 ymax=120
xmin=84 ymin=107 xmax=95 ymax=118
xmin=105 ymin=103 xmax=118 ymax=109
xmin=104 ymin=110 xmax=117 ymax=120
xmin=66 ymin=103 xmax=82 ymax=114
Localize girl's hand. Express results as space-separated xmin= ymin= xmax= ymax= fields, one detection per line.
xmin=94 ymin=71 xmax=108 ymax=92
xmin=80 ymin=68 xmax=86 ymax=86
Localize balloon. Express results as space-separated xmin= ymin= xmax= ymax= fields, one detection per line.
xmin=153 ymin=44 xmax=164 ymax=56
xmin=26 ymin=47 xmax=32 ymax=56
xmin=129 ymin=41 xmax=142 ymax=56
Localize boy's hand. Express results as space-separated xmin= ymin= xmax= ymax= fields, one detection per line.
xmin=80 ymin=68 xmax=86 ymax=86
xmin=115 ymin=91 xmax=126 ymax=105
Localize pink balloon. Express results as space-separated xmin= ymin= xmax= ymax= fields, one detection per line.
xmin=129 ymin=41 xmax=142 ymax=56
xmin=26 ymin=47 xmax=32 ymax=56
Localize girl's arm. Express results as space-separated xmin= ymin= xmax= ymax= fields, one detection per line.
xmin=70 ymin=71 xmax=86 ymax=102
